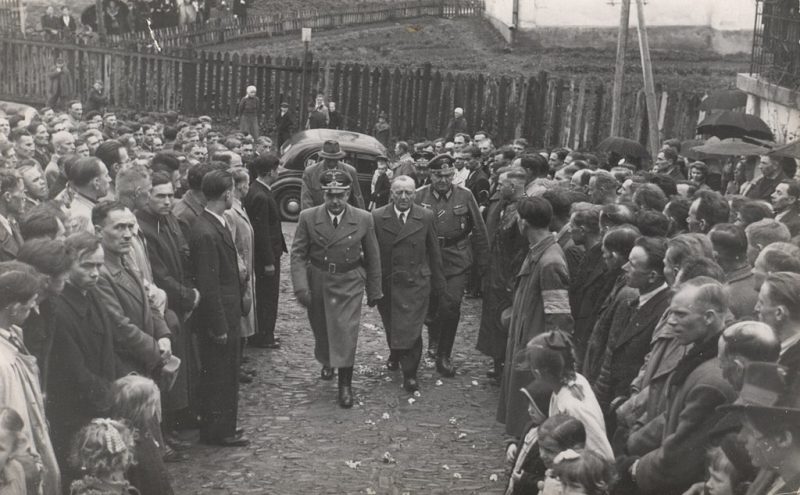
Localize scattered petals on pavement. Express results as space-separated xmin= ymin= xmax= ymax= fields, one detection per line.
xmin=345 ymin=460 xmax=361 ymax=469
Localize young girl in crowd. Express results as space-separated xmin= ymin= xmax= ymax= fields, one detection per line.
xmin=109 ymin=375 xmax=173 ymax=495
xmin=505 ymin=414 xmax=586 ymax=495
xmin=539 ymin=449 xmax=616 ymax=495
xmin=681 ymin=443 xmax=755 ymax=495
xmin=521 ymin=331 xmax=614 ymax=462
xmin=69 ymin=419 xmax=138 ymax=495
xmin=0 ymin=407 xmax=30 ymax=495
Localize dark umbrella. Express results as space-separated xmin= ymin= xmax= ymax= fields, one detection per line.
xmin=770 ymin=141 xmax=800 ymax=159
xmin=699 ymin=89 xmax=748 ymax=111
xmin=597 ymin=136 xmax=650 ymax=159
xmin=691 ymin=138 xmax=772 ymax=157
xmin=697 ymin=111 xmax=774 ymax=141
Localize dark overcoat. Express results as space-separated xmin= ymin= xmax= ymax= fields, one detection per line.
xmin=568 ymin=243 xmax=615 ymax=362
xmin=593 ymin=288 xmax=672 ymax=409
xmin=633 ymin=357 xmax=737 ymax=494
xmin=243 ymin=179 xmax=287 ymax=273
xmin=476 ymin=198 xmax=526 ymax=359
xmin=189 ymin=210 xmax=242 ymax=441
xmin=372 ymin=204 xmax=445 ymax=349
xmin=47 ymin=284 xmax=120 ymax=463
xmin=96 ymin=254 xmax=170 ymax=376
xmin=290 ymin=204 xmax=382 ymax=367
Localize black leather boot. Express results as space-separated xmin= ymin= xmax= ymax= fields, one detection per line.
xmin=338 ymin=367 xmax=353 ymax=408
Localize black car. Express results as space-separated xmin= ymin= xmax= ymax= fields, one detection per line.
xmin=274 ymin=129 xmax=387 ymax=221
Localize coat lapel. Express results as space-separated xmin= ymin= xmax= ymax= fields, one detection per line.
xmin=203 ymin=210 xmax=236 ymax=252
xmin=327 ymin=205 xmax=359 ymax=246
xmin=395 ymin=205 xmax=424 ymax=244
xmin=312 ymin=205 xmax=336 ymax=247
xmin=380 ymin=205 xmax=401 ymax=238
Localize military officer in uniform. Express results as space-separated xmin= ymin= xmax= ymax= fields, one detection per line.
xmin=300 ymin=140 xmax=365 ymax=211
xmin=414 ymin=154 xmax=489 ymax=377
xmin=291 ymin=169 xmax=382 ymax=408
xmin=412 ymin=150 xmax=434 ymax=188
xmin=373 ymin=175 xmax=445 ymax=393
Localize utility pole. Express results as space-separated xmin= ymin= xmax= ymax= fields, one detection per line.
xmin=300 ymin=27 xmax=311 ymax=129
xmin=610 ymin=0 xmax=630 ymax=137
xmin=634 ymin=0 xmax=660 ymax=159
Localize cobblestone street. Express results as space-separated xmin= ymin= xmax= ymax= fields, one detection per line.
xmin=168 ymin=223 xmax=507 ymax=494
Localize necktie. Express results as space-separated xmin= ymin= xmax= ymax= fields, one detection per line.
xmin=9 ymin=219 xmax=22 ymax=246
xmin=399 ymin=212 xmax=406 ymax=224
xmin=333 ymin=216 xmax=339 ymax=228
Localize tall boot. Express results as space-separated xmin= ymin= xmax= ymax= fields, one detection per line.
xmin=426 ymin=322 xmax=440 ymax=360
xmin=436 ymin=319 xmax=457 ymax=377
xmin=337 ymin=367 xmax=353 ymax=408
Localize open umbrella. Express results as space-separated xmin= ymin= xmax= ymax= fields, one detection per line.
xmin=770 ymin=141 xmax=800 ymax=159
xmin=597 ymin=136 xmax=650 ymax=159
xmin=691 ymin=138 xmax=772 ymax=157
xmin=697 ymin=111 xmax=774 ymax=141
xmin=680 ymin=138 xmax=706 ymax=160
xmin=699 ymin=89 xmax=748 ymax=111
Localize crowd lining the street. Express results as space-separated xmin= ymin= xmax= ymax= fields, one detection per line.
xmin=0 ymin=86 xmax=797 ymax=495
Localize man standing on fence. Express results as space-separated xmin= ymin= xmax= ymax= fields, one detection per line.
xmin=237 ymin=86 xmax=261 ymax=139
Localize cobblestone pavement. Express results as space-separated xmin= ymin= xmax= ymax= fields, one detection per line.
xmin=168 ymin=223 xmax=507 ymax=494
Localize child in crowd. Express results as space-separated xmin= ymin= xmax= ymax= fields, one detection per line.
xmin=681 ymin=443 xmax=755 ymax=495
xmin=0 ymin=408 xmax=30 ymax=495
xmin=540 ymin=449 xmax=616 ymax=495
xmin=109 ymin=376 xmax=174 ymax=495
xmin=505 ymin=414 xmax=586 ymax=495
xmin=69 ymin=419 xmax=138 ymax=495
xmin=521 ymin=331 xmax=614 ymax=462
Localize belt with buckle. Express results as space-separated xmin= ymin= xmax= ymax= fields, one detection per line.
xmin=438 ymin=232 xmax=468 ymax=247
xmin=310 ymin=259 xmax=362 ymax=274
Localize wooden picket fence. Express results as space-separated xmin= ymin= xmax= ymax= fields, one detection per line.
xmin=0 ymin=0 xmax=21 ymax=33
xmin=0 ymin=35 xmax=703 ymax=148
xmin=108 ymin=0 xmax=483 ymax=49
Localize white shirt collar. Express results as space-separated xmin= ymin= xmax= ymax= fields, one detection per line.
xmin=327 ymin=209 xmax=343 ymax=224
xmin=638 ymin=283 xmax=668 ymax=307
xmin=255 ymin=177 xmax=272 ymax=191
xmin=204 ymin=208 xmax=226 ymax=228
xmin=394 ymin=206 xmax=409 ymax=220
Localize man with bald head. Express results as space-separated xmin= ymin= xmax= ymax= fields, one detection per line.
xmin=372 ymin=175 xmax=444 ymax=393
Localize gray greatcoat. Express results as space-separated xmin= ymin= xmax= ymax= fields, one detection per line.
xmin=291 ymin=204 xmax=382 ymax=367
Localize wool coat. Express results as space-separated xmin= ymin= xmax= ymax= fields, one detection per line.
xmin=568 ymin=242 xmax=614 ymax=362
xmin=48 ymin=284 xmax=120 ymax=467
xmin=189 ymin=210 xmax=243 ymax=442
xmin=496 ymin=235 xmax=572 ymax=438
xmin=372 ymin=204 xmax=445 ymax=349
xmin=225 ymin=200 xmax=256 ymax=338
xmin=96 ymin=253 xmax=170 ymax=376
xmin=633 ymin=355 xmax=737 ymax=495
xmin=291 ymin=204 xmax=382 ymax=367
xmin=592 ymin=287 xmax=672 ymax=409
xmin=476 ymin=198 xmax=526 ymax=360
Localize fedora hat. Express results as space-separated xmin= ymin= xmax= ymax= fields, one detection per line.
xmin=319 ymin=140 xmax=346 ymax=160
xmin=720 ymin=362 xmax=800 ymax=419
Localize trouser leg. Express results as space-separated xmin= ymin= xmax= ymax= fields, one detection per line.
xmin=436 ymin=273 xmax=467 ymax=359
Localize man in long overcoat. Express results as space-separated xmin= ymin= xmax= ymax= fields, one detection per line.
xmin=497 ymin=196 xmax=573 ymax=439
xmin=189 ymin=170 xmax=247 ymax=446
xmin=291 ymin=169 xmax=382 ymax=408
xmin=476 ymin=168 xmax=527 ymax=380
xmin=373 ymin=175 xmax=445 ymax=393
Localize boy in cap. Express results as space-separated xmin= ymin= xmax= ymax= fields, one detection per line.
xmin=275 ymin=101 xmax=294 ymax=150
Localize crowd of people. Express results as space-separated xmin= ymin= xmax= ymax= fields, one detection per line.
xmin=0 ymin=94 xmax=797 ymax=495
